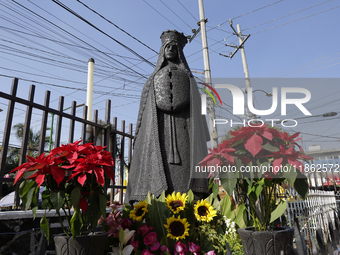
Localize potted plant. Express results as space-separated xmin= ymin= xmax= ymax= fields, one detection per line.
xmin=99 ymin=190 xmax=243 ymax=255
xmin=198 ymin=124 xmax=313 ymax=255
xmin=10 ymin=140 xmax=115 ymax=255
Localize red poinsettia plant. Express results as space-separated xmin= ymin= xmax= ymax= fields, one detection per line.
xmin=10 ymin=140 xmax=115 ymax=240
xmin=199 ymin=124 xmax=313 ymax=231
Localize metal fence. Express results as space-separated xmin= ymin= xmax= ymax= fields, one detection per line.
xmin=0 ymin=78 xmax=134 ymax=206
xmin=285 ymin=188 xmax=338 ymax=254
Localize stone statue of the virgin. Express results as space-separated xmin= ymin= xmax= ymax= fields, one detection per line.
xmin=125 ymin=30 xmax=210 ymax=204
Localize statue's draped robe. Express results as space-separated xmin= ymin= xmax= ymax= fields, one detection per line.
xmin=125 ymin=41 xmax=210 ymax=203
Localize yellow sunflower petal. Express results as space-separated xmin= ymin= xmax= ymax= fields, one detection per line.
xmin=194 ymin=199 xmax=217 ymax=222
xmin=165 ymin=192 xmax=188 ymax=214
xmin=129 ymin=200 xmax=148 ymax=221
xmin=164 ymin=215 xmax=190 ymax=240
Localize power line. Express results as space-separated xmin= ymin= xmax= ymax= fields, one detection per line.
xmin=251 ymin=5 xmax=340 ymax=35
xmin=0 ymin=28 xmax=150 ymax=63
xmin=300 ymin=132 xmax=340 ymax=140
xmin=51 ymin=0 xmax=155 ymax=68
xmin=243 ymin=0 xmax=333 ymax=32
xmin=9 ymin=0 xmax=149 ymax=79
xmin=159 ymin=0 xmax=192 ymax=29
xmin=210 ymin=0 xmax=285 ymax=31
xmin=0 ymin=74 xmax=142 ymax=99
xmin=176 ymin=0 xmax=197 ymax=21
xmin=142 ymin=0 xmax=182 ymax=31
xmin=76 ymin=0 xmax=159 ymax=55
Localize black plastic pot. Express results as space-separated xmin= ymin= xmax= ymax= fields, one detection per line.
xmin=238 ymin=227 xmax=294 ymax=255
xmin=53 ymin=232 xmax=108 ymax=255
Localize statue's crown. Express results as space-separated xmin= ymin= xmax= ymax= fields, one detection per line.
xmin=160 ymin=30 xmax=187 ymax=48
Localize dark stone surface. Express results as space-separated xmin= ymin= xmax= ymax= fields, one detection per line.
xmin=125 ymin=30 xmax=210 ymax=204
xmin=54 ymin=232 xmax=108 ymax=255
xmin=0 ymin=214 xmax=65 ymax=254
xmin=238 ymin=227 xmax=294 ymax=255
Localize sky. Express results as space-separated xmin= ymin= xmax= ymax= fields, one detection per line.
xmin=0 ymin=0 xmax=339 ymax=152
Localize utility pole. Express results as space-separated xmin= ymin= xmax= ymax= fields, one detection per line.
xmin=236 ymin=24 xmax=255 ymax=120
xmin=220 ymin=21 xmax=253 ymax=120
xmin=198 ymin=0 xmax=218 ymax=148
xmin=236 ymin=24 xmax=251 ymax=91
xmin=86 ymin=58 xmax=95 ymax=121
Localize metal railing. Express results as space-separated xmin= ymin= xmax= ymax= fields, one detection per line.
xmin=0 ymin=78 xmax=133 ymax=206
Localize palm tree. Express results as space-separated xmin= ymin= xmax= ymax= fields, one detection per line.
xmin=13 ymin=123 xmax=50 ymax=157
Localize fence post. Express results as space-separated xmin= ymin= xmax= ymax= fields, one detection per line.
xmin=0 ymin=78 xmax=18 ymax=198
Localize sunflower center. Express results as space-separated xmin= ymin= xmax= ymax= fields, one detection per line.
xmin=170 ymin=221 xmax=185 ymax=237
xmin=170 ymin=200 xmax=183 ymax=210
xmin=136 ymin=208 xmax=144 ymax=216
xmin=198 ymin=206 xmax=208 ymax=216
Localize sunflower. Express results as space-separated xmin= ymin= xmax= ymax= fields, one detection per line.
xmin=194 ymin=199 xmax=217 ymax=222
xmin=129 ymin=200 xmax=148 ymax=221
xmin=165 ymin=192 xmax=187 ymax=214
xmin=164 ymin=215 xmax=190 ymax=240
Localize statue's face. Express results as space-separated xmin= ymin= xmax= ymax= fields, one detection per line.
xmin=164 ymin=42 xmax=178 ymax=62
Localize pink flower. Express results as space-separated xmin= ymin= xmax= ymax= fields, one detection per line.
xmin=131 ymin=240 xmax=139 ymax=250
xmin=121 ymin=218 xmax=132 ymax=230
xmin=141 ymin=249 xmax=153 ymax=255
xmin=174 ymin=241 xmax=188 ymax=255
xmin=105 ymin=212 xmax=122 ymax=237
xmin=188 ymin=242 xmax=200 ymax=255
xmin=97 ymin=215 xmax=104 ymax=225
xmin=160 ymin=245 xmax=171 ymax=255
xmin=144 ymin=232 xmax=158 ymax=245
xmin=206 ymin=251 xmax=216 ymax=255
xmin=150 ymin=241 xmax=160 ymax=251
xmin=138 ymin=223 xmax=153 ymax=236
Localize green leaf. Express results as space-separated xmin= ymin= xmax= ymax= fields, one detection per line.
xmin=50 ymin=191 xmax=65 ymax=212
xmin=118 ymin=227 xmax=124 ymax=243
xmin=70 ymin=187 xmax=81 ymax=210
xmin=20 ymin=180 xmax=35 ymax=197
xmin=87 ymin=193 xmax=101 ymax=231
xmin=32 ymin=206 xmax=38 ymax=220
xmin=70 ymin=209 xmax=82 ymax=239
xmin=220 ymin=195 xmax=235 ymax=220
xmin=282 ymin=164 xmax=298 ymax=187
xmin=158 ymin=191 xmax=166 ymax=203
xmin=213 ymin=196 xmax=221 ymax=211
xmin=146 ymin=195 xmax=170 ymax=240
xmin=24 ymin=185 xmax=35 ymax=211
xmin=255 ymin=179 xmax=265 ymax=199
xmin=99 ymin=194 xmax=107 ymax=219
xmin=212 ymin=183 xmax=219 ymax=200
xmin=40 ymin=215 xmax=50 ymax=243
xmin=41 ymin=199 xmax=49 ymax=210
xmin=187 ymin=190 xmax=194 ymax=204
xmin=220 ymin=177 xmax=237 ymax=197
xmin=262 ymin=143 xmax=279 ymax=152
xmin=145 ymin=192 xmax=152 ymax=204
xmin=294 ymin=172 xmax=309 ymax=200
xmin=270 ymin=200 xmax=287 ymax=223
xmin=209 ymin=177 xmax=214 ymax=189
xmin=41 ymin=190 xmax=51 ymax=199
xmin=235 ymin=203 xmax=247 ymax=228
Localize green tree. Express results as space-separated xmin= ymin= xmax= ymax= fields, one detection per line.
xmin=13 ymin=123 xmax=49 ymax=157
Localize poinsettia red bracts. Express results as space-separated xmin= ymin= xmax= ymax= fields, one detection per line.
xmin=11 ymin=140 xmax=115 ymax=187
xmin=199 ymin=124 xmax=312 ymax=176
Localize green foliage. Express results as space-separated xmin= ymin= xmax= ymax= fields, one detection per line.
xmin=203 ymin=125 xmax=312 ymax=232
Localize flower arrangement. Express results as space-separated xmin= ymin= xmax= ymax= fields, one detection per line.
xmin=99 ymin=190 xmax=241 ymax=255
xmin=199 ymin=124 xmax=313 ymax=231
xmin=10 ymin=140 xmax=115 ymax=240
